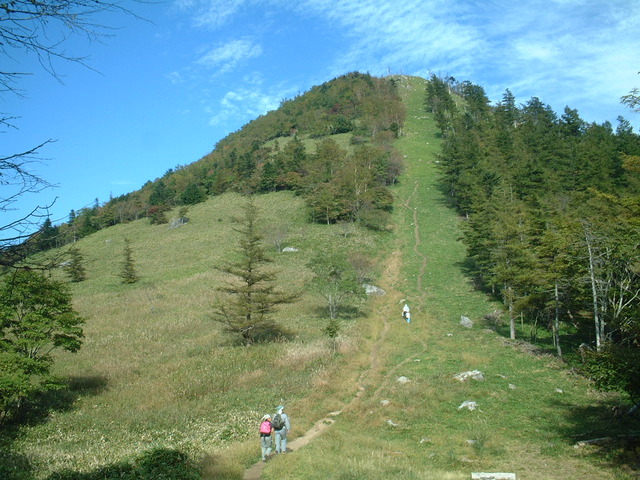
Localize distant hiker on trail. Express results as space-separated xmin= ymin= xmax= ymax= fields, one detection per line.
xmin=272 ymin=405 xmax=291 ymax=454
xmin=402 ymin=303 xmax=410 ymax=321
xmin=259 ymin=414 xmax=273 ymax=461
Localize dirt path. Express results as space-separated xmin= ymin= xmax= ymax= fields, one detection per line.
xmin=242 ymin=241 xmax=406 ymax=480
xmin=242 ymin=159 xmax=429 ymax=480
xmin=243 ymin=125 xmax=430 ymax=480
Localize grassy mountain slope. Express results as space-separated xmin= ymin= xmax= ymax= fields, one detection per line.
xmin=6 ymin=191 xmax=391 ymax=479
xmin=4 ymin=76 xmax=634 ymax=480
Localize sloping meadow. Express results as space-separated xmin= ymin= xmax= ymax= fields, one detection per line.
xmin=11 ymin=191 xmax=389 ymax=478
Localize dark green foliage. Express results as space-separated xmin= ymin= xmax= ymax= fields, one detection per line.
xmin=0 ymin=270 xmax=85 ymax=422
xmin=63 ymin=247 xmax=87 ymax=282
xmin=119 ymin=238 xmax=139 ymax=284
xmin=35 ymin=218 xmax=59 ymax=251
xmin=582 ymin=344 xmax=640 ymax=402
xmin=46 ymin=448 xmax=201 ymax=480
xmin=210 ymin=198 xmax=297 ymax=345
xmin=149 ymin=180 xmax=174 ymax=207
xmin=180 ymin=183 xmax=206 ymax=205
xmin=425 ymin=74 xmax=457 ymax=135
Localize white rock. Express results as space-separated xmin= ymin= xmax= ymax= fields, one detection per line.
xmin=460 ymin=316 xmax=474 ymax=328
xmin=471 ymin=474 xmax=516 ymax=480
xmin=458 ymin=401 xmax=478 ymax=411
xmin=454 ymin=370 xmax=485 ymax=382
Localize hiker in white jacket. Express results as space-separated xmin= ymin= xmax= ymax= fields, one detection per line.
xmin=272 ymin=405 xmax=291 ymax=453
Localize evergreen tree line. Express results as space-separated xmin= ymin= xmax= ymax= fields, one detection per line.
xmin=426 ymin=75 xmax=640 ymax=402
xmin=19 ymin=73 xmax=405 ymax=257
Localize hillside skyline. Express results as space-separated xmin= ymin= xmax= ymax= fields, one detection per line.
xmin=3 ymin=0 xmax=639 ymax=227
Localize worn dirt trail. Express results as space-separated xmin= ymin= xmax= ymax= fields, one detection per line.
xmin=242 ymin=183 xmax=427 ymax=480
xmin=242 ymin=252 xmax=407 ymax=480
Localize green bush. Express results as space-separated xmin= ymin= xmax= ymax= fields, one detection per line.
xmin=583 ymin=343 xmax=640 ymax=402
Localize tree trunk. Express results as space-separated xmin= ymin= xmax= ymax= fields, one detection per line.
xmin=506 ymin=284 xmax=516 ymax=340
xmin=584 ymin=225 xmax=604 ymax=351
xmin=553 ymin=281 xmax=562 ymax=357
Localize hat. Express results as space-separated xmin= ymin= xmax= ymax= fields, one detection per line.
xmin=276 ymin=405 xmax=284 ymax=413
xmin=262 ymin=414 xmax=271 ymax=421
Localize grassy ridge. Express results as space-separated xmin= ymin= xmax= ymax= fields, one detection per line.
xmin=261 ymin=76 xmax=633 ymax=479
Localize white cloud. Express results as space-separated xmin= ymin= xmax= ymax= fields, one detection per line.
xmin=174 ymin=0 xmax=640 ymax=126
xmin=174 ymin=0 xmax=246 ymax=28
xmin=208 ymin=86 xmax=283 ymax=128
xmin=197 ymin=39 xmax=263 ymax=74
xmin=167 ymin=71 xmax=184 ymax=84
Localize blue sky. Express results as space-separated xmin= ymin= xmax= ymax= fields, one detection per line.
xmin=3 ymin=0 xmax=640 ymax=229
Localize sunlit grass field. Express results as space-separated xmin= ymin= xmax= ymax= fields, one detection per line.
xmin=6 ymin=190 xmax=390 ymax=479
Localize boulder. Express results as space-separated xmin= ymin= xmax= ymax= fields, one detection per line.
xmin=454 ymin=370 xmax=485 ymax=382
xmin=363 ymin=283 xmax=386 ymax=295
xmin=458 ymin=400 xmax=479 ymax=411
xmin=460 ymin=316 xmax=474 ymax=328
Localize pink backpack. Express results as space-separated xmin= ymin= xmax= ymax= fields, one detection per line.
xmin=259 ymin=420 xmax=271 ymax=434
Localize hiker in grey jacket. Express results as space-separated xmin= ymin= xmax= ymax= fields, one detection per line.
xmin=272 ymin=405 xmax=291 ymax=453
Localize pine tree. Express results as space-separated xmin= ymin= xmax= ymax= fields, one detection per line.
xmin=119 ymin=238 xmax=139 ymax=284
xmin=211 ymin=198 xmax=297 ymax=345
xmin=64 ymin=247 xmax=87 ymax=282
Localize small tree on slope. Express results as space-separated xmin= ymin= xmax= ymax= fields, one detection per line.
xmin=210 ymin=198 xmax=297 ymax=345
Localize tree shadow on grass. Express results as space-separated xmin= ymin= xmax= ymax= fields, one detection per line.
xmin=18 ymin=375 xmax=108 ymax=427
xmin=550 ymin=397 xmax=640 ymax=473
xmin=0 ymin=446 xmax=33 ymax=480
xmin=310 ymin=305 xmax=364 ymax=322
xmin=45 ymin=448 xmax=201 ymax=480
xmin=0 ymin=375 xmax=109 ymax=480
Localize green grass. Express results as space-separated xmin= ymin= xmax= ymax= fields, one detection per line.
xmin=3 ymin=191 xmax=389 ymax=479
xmin=2 ymin=76 xmax=638 ymax=480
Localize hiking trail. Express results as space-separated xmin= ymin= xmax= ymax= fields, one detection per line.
xmin=242 ymin=190 xmax=423 ymax=480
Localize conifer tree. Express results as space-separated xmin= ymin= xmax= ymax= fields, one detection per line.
xmin=119 ymin=238 xmax=139 ymax=284
xmin=64 ymin=246 xmax=87 ymax=282
xmin=211 ymin=198 xmax=297 ymax=345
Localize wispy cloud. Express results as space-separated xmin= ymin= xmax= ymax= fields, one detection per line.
xmin=197 ymin=39 xmax=263 ymax=74
xmin=174 ymin=0 xmax=640 ymax=125
xmin=174 ymin=0 xmax=246 ymax=28
xmin=206 ymin=77 xmax=293 ymax=129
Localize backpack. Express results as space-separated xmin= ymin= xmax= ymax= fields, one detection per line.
xmin=259 ymin=420 xmax=271 ymax=434
xmin=271 ymin=413 xmax=284 ymax=430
